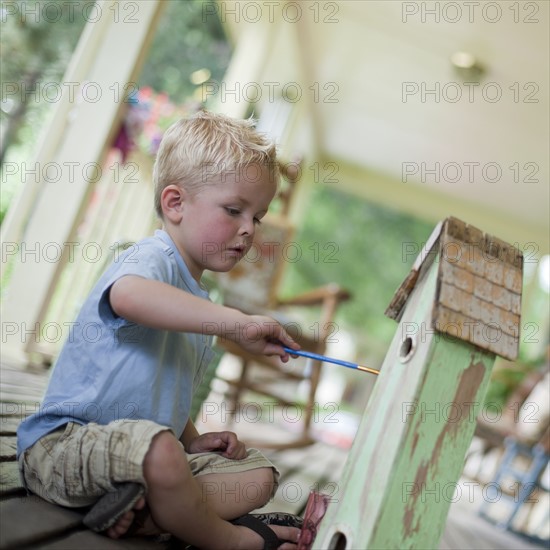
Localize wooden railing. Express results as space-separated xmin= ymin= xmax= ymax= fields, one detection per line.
xmin=29 ymin=148 xmax=158 ymax=363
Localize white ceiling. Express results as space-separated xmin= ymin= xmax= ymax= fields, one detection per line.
xmin=223 ymin=0 xmax=549 ymax=253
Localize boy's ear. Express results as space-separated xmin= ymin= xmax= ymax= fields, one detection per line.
xmin=160 ymin=185 xmax=186 ymax=223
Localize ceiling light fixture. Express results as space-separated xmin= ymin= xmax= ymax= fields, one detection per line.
xmin=450 ymin=51 xmax=485 ymax=81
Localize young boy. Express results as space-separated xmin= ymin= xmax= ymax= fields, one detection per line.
xmin=17 ymin=111 xmax=302 ymax=549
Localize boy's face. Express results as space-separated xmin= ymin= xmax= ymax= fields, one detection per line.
xmin=170 ymin=163 xmax=277 ymax=281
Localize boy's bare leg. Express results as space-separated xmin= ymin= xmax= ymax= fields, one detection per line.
xmin=107 ymin=457 xmax=278 ymax=539
xmin=195 ymin=468 xmax=275 ymax=519
xmin=110 ymin=431 xmax=298 ymax=549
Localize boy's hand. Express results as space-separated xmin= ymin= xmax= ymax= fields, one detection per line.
xmin=223 ymin=314 xmax=300 ymax=362
xmin=186 ymin=431 xmax=247 ymax=460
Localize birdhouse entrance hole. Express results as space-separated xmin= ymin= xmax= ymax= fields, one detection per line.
xmin=399 ymin=336 xmax=415 ymax=362
xmin=328 ymin=531 xmax=347 ymax=550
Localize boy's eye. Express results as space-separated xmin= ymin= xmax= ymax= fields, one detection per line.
xmin=253 ymin=217 xmax=262 ymax=225
xmin=225 ymin=207 xmax=240 ymax=216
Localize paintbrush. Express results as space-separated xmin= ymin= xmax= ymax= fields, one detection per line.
xmin=283 ymin=347 xmax=379 ymax=375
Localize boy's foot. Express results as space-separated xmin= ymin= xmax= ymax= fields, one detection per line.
xmin=83 ymin=482 xmax=163 ymax=538
xmin=105 ymin=496 xmax=146 ymax=539
xmin=105 ymin=497 xmax=165 ymax=539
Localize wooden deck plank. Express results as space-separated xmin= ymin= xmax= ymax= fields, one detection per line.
xmin=1 ymin=385 xmax=45 ymax=398
xmin=1 ymin=497 xmax=172 ymax=549
xmin=0 ymin=497 xmax=83 ymax=549
xmin=0 ymin=436 xmax=17 ymax=461
xmin=0 ymin=392 xmax=42 ymax=405
xmin=33 ymin=531 xmax=171 ymax=549
xmin=1 ymin=386 xmax=45 ymax=400
xmin=0 ymin=415 xmax=25 ymax=435
xmin=439 ymin=503 xmax=545 ymax=550
xmin=1 ymin=373 xmax=49 ymax=389
xmin=1 ymin=371 xmax=48 ymax=384
xmin=0 ymin=368 xmax=49 ymax=391
xmin=0 ymin=461 xmax=24 ymax=496
xmin=0 ymin=366 xmax=49 ymax=410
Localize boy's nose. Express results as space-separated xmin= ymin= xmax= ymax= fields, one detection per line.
xmin=239 ymin=218 xmax=255 ymax=236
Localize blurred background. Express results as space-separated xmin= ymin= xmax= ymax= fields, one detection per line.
xmin=1 ymin=0 xmax=549 ymax=545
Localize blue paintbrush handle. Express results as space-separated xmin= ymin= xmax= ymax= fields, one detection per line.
xmin=282 ymin=346 xmax=359 ymax=370
xmin=282 ymin=347 xmax=380 ymax=375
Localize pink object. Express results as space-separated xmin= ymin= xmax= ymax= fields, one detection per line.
xmin=297 ymin=491 xmax=331 ymax=550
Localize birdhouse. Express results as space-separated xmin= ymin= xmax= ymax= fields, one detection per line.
xmin=313 ymin=217 xmax=523 ymax=550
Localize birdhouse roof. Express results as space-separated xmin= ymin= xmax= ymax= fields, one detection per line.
xmin=385 ymin=217 xmax=523 ymax=360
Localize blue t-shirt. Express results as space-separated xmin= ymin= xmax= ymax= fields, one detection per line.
xmin=17 ymin=230 xmax=215 ymax=456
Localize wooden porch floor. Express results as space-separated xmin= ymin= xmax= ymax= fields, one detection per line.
xmin=1 ymin=361 xmax=548 ymax=549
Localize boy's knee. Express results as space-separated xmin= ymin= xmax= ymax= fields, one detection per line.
xmin=250 ymin=467 xmax=277 ymax=508
xmin=143 ymin=431 xmax=189 ymax=488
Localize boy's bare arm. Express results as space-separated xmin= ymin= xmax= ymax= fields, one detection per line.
xmin=180 ymin=418 xmax=201 ymax=448
xmin=110 ymin=275 xmax=248 ymax=333
xmin=109 ymin=275 xmax=298 ymax=359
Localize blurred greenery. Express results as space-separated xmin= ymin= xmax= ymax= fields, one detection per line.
xmin=138 ymin=0 xmax=231 ymax=104
xmin=483 ymin=366 xmax=526 ymax=409
xmin=0 ymin=0 xmax=231 ymax=223
xmin=482 ymin=266 xmax=549 ymax=411
xmin=482 ymin=356 xmax=546 ymax=411
xmin=0 ymin=0 xmax=93 ymax=149
xmin=0 ymin=0 xmax=93 ymax=222
xmin=280 ymin=184 xmax=434 ymax=359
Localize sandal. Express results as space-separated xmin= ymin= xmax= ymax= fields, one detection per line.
xmin=83 ymin=482 xmax=145 ymax=533
xmin=231 ymin=512 xmax=303 ymax=550
xmin=250 ymin=512 xmax=303 ymax=529
xmin=232 ymin=514 xmax=282 ymax=550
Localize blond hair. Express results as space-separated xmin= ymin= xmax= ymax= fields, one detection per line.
xmin=153 ymin=111 xmax=279 ymax=217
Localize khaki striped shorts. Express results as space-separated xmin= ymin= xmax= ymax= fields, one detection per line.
xmin=19 ymin=420 xmax=279 ymax=508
